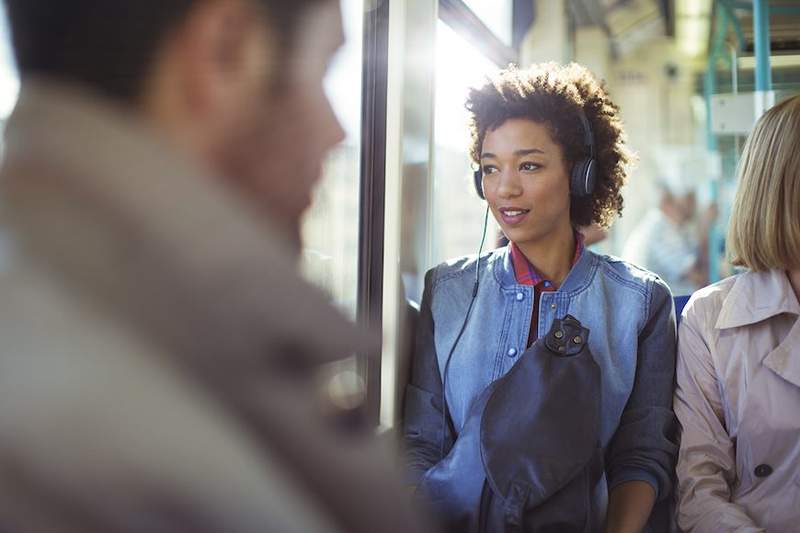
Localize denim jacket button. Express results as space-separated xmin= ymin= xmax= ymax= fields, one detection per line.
xmin=507 ymin=348 xmax=518 ymax=357
xmin=515 ymin=292 xmax=524 ymax=301
xmin=550 ymin=303 xmax=556 ymax=310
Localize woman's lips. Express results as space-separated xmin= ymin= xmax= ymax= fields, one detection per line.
xmin=498 ymin=207 xmax=531 ymax=226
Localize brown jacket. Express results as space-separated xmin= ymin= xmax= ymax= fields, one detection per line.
xmin=0 ymin=81 xmax=430 ymax=533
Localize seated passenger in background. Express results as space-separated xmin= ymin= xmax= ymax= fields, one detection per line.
xmin=675 ymin=94 xmax=800 ymax=533
xmin=623 ymin=173 xmax=714 ymax=296
xmin=404 ymin=63 xmax=678 ymax=533
xmin=0 ymin=1 xmax=429 ymax=532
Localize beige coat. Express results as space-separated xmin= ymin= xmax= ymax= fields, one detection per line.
xmin=0 ymin=82 xmax=430 ymax=533
xmin=675 ymin=268 xmax=800 ymax=532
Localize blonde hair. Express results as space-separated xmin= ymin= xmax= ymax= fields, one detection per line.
xmin=727 ymin=95 xmax=800 ymax=271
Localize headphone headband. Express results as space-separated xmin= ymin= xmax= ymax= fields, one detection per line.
xmin=577 ymin=109 xmax=595 ymax=160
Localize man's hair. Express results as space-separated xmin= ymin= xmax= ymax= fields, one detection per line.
xmin=466 ymin=63 xmax=632 ymax=228
xmin=5 ymin=0 xmax=325 ymax=103
xmin=727 ymin=95 xmax=800 ymax=271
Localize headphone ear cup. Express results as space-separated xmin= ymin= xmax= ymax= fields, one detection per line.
xmin=584 ymin=159 xmax=597 ymax=196
xmin=570 ymin=159 xmax=597 ymax=197
xmin=474 ymin=169 xmax=485 ymax=199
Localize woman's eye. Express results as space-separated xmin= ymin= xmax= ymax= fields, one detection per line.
xmin=520 ymin=162 xmax=539 ymax=171
xmin=482 ymin=166 xmax=498 ymax=175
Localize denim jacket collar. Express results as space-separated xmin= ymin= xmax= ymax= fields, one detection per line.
xmin=494 ymin=244 xmax=597 ymax=296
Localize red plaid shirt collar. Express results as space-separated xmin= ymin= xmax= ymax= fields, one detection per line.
xmin=509 ymin=233 xmax=585 ymax=289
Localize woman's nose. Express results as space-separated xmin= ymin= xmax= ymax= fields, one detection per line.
xmin=496 ymin=171 xmax=522 ymax=198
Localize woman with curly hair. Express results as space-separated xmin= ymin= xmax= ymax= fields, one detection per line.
xmin=404 ymin=63 xmax=678 ymax=532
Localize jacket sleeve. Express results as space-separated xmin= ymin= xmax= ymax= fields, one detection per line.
xmin=402 ymin=268 xmax=454 ymax=485
xmin=605 ymin=278 xmax=679 ymax=501
xmin=673 ymin=300 xmax=765 ymax=532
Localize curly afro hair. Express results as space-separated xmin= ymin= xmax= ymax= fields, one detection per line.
xmin=466 ymin=62 xmax=633 ymax=228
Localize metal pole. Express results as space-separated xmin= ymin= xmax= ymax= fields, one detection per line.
xmin=729 ymin=1 xmax=800 ymax=16
xmin=704 ymin=4 xmax=731 ymax=283
xmin=704 ymin=68 xmax=718 ymax=152
xmin=753 ymin=0 xmax=771 ymax=91
xmin=719 ymin=0 xmax=746 ymax=51
xmin=705 ymin=3 xmax=729 ymax=152
xmin=704 ymin=64 xmax=721 ymax=283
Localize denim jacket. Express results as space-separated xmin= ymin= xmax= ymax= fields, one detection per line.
xmin=404 ymin=245 xmax=679 ymax=520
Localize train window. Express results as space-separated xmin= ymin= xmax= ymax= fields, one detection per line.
xmin=431 ymin=19 xmax=501 ymax=266
xmin=301 ymin=0 xmax=363 ymax=318
xmin=463 ymin=0 xmax=513 ymax=46
xmin=0 ymin=4 xmax=19 ymax=122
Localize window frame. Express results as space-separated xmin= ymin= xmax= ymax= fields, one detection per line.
xmin=357 ymin=0 xmax=391 ymax=425
xmin=356 ymin=0 xmax=527 ymax=425
xmin=439 ymin=0 xmax=519 ymax=66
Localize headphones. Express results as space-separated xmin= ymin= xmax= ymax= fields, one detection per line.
xmin=473 ymin=109 xmax=597 ymax=200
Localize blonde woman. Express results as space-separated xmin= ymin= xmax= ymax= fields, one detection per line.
xmin=674 ymin=95 xmax=800 ymax=532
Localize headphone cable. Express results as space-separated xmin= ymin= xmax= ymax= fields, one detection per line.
xmin=438 ymin=205 xmax=490 ymax=457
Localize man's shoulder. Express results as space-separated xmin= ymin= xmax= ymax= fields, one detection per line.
xmin=0 ymin=274 xmax=339 ymax=531
xmin=0 ymin=257 xmax=176 ymax=410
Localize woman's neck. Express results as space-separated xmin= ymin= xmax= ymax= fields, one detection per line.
xmin=787 ymin=270 xmax=800 ymax=303
xmin=515 ymin=222 xmax=576 ymax=289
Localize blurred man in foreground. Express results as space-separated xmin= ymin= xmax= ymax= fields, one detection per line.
xmin=0 ymin=1 xmax=428 ymax=531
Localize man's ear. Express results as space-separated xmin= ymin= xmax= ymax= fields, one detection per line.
xmin=176 ymin=0 xmax=275 ymax=118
